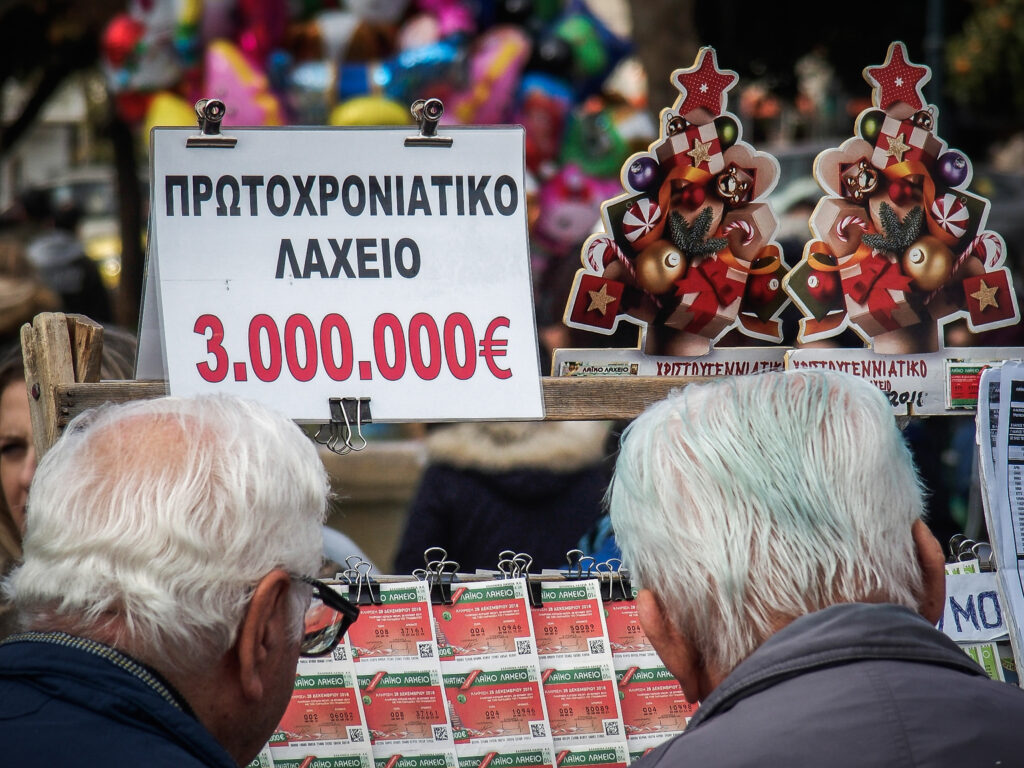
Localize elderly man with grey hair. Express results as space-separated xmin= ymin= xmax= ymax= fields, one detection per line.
xmin=0 ymin=394 xmax=358 ymax=766
xmin=611 ymin=370 xmax=1024 ymax=767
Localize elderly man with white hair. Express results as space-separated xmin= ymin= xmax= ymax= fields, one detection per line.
xmin=0 ymin=394 xmax=358 ymax=766
xmin=611 ymin=370 xmax=1024 ymax=767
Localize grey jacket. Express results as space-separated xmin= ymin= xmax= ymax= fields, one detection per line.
xmin=636 ymin=602 xmax=1024 ymax=767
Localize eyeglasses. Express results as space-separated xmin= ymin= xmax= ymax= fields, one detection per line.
xmin=292 ymin=574 xmax=360 ymax=656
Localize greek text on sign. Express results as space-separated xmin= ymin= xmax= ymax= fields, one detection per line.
xmin=145 ymin=127 xmax=543 ymax=422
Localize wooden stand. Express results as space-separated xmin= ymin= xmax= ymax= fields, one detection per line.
xmin=20 ymin=312 xmax=700 ymax=459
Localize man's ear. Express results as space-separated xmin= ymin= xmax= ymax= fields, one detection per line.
xmin=635 ymin=588 xmax=714 ymax=702
xmin=235 ymin=569 xmax=294 ymax=701
xmin=912 ymin=519 xmax=946 ymax=625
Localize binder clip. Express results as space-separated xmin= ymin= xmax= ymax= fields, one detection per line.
xmin=341 ymin=558 xmax=382 ymax=606
xmin=418 ymin=547 xmax=460 ymax=605
xmin=596 ymin=558 xmax=633 ymax=602
xmin=186 ymin=98 xmax=237 ymax=148
xmin=564 ymin=549 xmax=597 ymax=580
xmin=497 ymin=550 xmax=542 ymax=608
xmin=314 ymin=397 xmax=372 ymax=456
xmin=405 ymin=98 xmax=453 ymax=147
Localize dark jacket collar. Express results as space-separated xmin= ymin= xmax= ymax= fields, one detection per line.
xmin=689 ymin=603 xmax=986 ymax=729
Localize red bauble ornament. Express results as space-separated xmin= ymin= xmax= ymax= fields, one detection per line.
xmin=745 ymin=273 xmax=781 ymax=306
xmin=103 ymin=14 xmax=145 ymax=67
xmin=888 ymin=179 xmax=915 ymax=206
xmin=805 ymin=271 xmax=841 ymax=303
xmin=677 ymin=183 xmax=706 ymax=210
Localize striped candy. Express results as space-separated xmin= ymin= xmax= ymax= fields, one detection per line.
xmin=622 ymin=198 xmax=662 ymax=243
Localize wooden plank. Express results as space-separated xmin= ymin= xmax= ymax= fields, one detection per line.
xmin=53 ymin=381 xmax=167 ymax=432
xmin=540 ymin=375 xmax=701 ymax=420
xmin=51 ymin=377 xmax=700 ymax=431
xmin=66 ymin=314 xmax=104 ymax=384
xmin=21 ymin=313 xmax=77 ymax=457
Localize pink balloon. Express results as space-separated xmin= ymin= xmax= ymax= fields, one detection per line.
xmin=204 ymin=39 xmax=284 ymax=126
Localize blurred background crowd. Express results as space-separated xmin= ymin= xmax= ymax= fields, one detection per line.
xmin=0 ymin=0 xmax=1022 ymax=570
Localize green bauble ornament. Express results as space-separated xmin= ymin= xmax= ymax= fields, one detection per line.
xmin=859 ymin=110 xmax=886 ymax=143
xmin=714 ymin=115 xmax=739 ymax=148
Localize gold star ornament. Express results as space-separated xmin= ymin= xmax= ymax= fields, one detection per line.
xmin=970 ymin=279 xmax=1000 ymax=311
xmin=885 ymin=133 xmax=912 ymax=163
xmin=687 ymin=138 xmax=713 ymax=167
xmin=587 ymin=284 xmax=618 ymax=315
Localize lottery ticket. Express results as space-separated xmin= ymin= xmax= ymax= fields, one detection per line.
xmin=615 ymin=664 xmax=695 ymax=754
xmin=541 ymin=659 xmax=625 ymax=747
xmin=273 ymin=652 xmax=371 ymax=751
xmin=552 ymin=745 xmax=628 ymax=768
xmin=348 ymin=582 xmax=440 ymax=664
xmin=356 ymin=663 xmax=455 ymax=748
xmin=443 ymin=663 xmax=550 ymax=746
xmin=602 ymin=601 xmax=653 ymax=660
xmin=433 ymin=580 xmax=536 ymax=662
xmin=533 ymin=581 xmax=609 ymax=660
xmin=270 ymin=745 xmax=375 ymax=768
xmin=373 ymin=751 xmax=459 ymax=768
xmin=456 ymin=746 xmax=555 ymax=768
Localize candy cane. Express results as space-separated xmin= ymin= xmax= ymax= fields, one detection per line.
xmin=722 ymin=219 xmax=754 ymax=245
xmin=835 ymin=215 xmax=868 ymax=243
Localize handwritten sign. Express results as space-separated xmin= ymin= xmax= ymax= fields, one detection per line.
xmin=938 ymin=572 xmax=1007 ymax=643
xmin=140 ymin=126 xmax=543 ymax=422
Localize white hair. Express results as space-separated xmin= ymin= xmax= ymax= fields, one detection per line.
xmin=6 ymin=394 xmax=327 ymax=676
xmin=609 ymin=370 xmax=925 ymax=676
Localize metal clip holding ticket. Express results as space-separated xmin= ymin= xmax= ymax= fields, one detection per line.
xmin=340 ymin=556 xmax=383 ymax=605
xmin=564 ymin=549 xmax=633 ymax=602
xmin=314 ymin=397 xmax=372 ymax=456
xmin=497 ymin=550 xmax=543 ymax=608
xmin=405 ymin=98 xmax=453 ymax=147
xmin=186 ymin=98 xmax=238 ymax=148
xmin=414 ymin=547 xmax=461 ymax=605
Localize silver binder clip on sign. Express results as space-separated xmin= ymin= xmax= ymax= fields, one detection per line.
xmin=406 ymin=98 xmax=453 ymax=147
xmin=313 ymin=397 xmax=372 ymax=455
xmin=186 ymin=98 xmax=237 ymax=148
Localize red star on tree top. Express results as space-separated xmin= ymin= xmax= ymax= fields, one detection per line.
xmin=864 ymin=42 xmax=931 ymax=111
xmin=673 ymin=47 xmax=738 ymax=118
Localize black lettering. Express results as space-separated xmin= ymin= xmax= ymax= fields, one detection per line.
xmin=396 ymin=176 xmax=405 ymax=216
xmin=215 ymin=176 xmax=241 ymax=216
xmin=241 ymin=176 xmax=264 ymax=215
xmin=381 ymin=238 xmax=392 ymax=278
xmin=468 ymin=175 xmax=492 ymax=215
xmin=165 ymin=176 xmax=188 ymax=216
xmin=293 ymin=175 xmax=317 ymax=216
xmin=318 ymin=175 xmax=338 ymax=215
xmin=370 ymin=176 xmax=392 ymax=215
xmin=192 ymin=175 xmax=213 ymax=215
xmin=328 ymin=238 xmax=355 ymax=278
xmin=343 ymin=175 xmax=366 ymax=216
xmin=430 ymin=176 xmax=453 ymax=215
xmin=303 ymin=239 xmax=328 ymax=278
xmin=275 ymin=239 xmax=302 ymax=278
xmin=267 ymin=175 xmax=291 ymax=216
xmin=357 ymin=239 xmax=379 ymax=277
xmin=494 ymin=175 xmax=518 ymax=215
xmin=394 ymin=238 xmax=420 ymax=277
xmin=408 ymin=175 xmax=430 ymax=215
xmin=455 ymin=176 xmax=465 ymax=215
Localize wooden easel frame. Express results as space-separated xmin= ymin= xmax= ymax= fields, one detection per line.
xmin=21 ymin=312 xmax=699 ymax=459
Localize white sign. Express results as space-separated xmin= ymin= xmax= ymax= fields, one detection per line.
xmin=141 ymin=126 xmax=544 ymax=422
xmin=938 ymin=572 xmax=1007 ymax=643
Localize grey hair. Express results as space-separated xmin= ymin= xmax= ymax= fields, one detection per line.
xmin=609 ymin=370 xmax=925 ymax=676
xmin=6 ymin=394 xmax=327 ymax=676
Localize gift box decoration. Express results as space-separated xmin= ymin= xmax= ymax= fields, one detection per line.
xmin=567 ymin=273 xmax=626 ymax=331
xmin=870 ymin=114 xmax=941 ymax=171
xmin=963 ymin=270 xmax=1018 ymax=327
xmin=655 ymin=121 xmax=725 ymax=175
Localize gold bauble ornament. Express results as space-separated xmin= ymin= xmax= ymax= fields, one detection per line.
xmin=901 ymin=235 xmax=954 ymax=291
xmin=635 ymin=240 xmax=686 ymax=295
